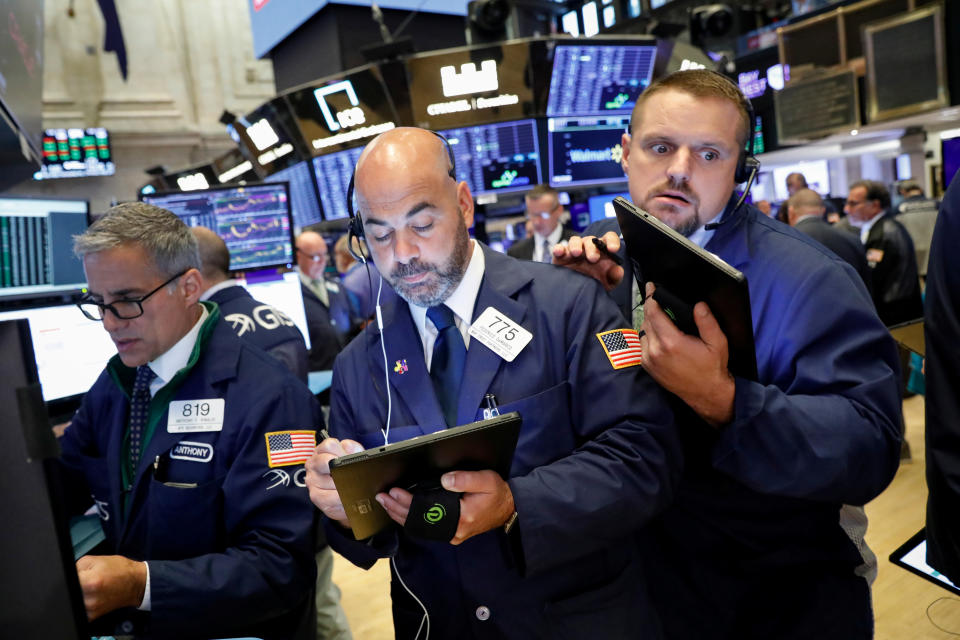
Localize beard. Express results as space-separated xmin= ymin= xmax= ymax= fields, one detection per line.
xmin=642 ymin=179 xmax=702 ymax=237
xmin=387 ymin=212 xmax=471 ymax=308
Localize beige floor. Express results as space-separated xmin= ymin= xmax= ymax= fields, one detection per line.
xmin=331 ymin=395 xmax=960 ymax=639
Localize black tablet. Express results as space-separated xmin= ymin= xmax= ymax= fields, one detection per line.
xmin=890 ymin=528 xmax=960 ymax=596
xmin=613 ymin=197 xmax=758 ymax=380
xmin=888 ymin=318 xmax=925 ymax=356
xmin=329 ymin=412 xmax=522 ymax=540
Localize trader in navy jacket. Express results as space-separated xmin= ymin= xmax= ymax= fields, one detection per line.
xmin=555 ymin=70 xmax=902 ymax=638
xmin=192 ymin=226 xmax=308 ymax=382
xmin=62 ymin=203 xmax=320 ymax=639
xmin=305 ymin=127 xmax=680 ymax=639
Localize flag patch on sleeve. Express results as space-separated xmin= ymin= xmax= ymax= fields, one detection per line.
xmin=265 ymin=430 xmax=316 ymax=467
xmin=596 ymin=329 xmax=643 ymax=369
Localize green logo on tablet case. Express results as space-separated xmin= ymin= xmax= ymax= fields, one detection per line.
xmin=425 ymin=504 xmax=446 ymax=524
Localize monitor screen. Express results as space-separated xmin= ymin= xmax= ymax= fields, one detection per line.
xmin=439 ymin=119 xmax=542 ymax=197
xmin=0 ymin=197 xmax=90 ymax=300
xmin=406 ymin=41 xmax=535 ymax=129
xmin=0 ymin=305 xmax=114 ymax=402
xmin=547 ymin=43 xmax=658 ymax=117
xmin=263 ymin=161 xmax=323 ymax=231
xmin=240 ymin=271 xmax=311 ymax=350
xmin=312 ymin=146 xmax=365 ymax=221
xmin=588 ymin=191 xmax=631 ymax=223
xmin=944 ymin=136 xmax=960 ymax=189
xmin=36 ymin=128 xmax=115 ymax=180
xmin=143 ymin=183 xmax=295 ymax=271
xmin=234 ymin=98 xmax=305 ymax=175
xmin=772 ymin=160 xmax=830 ymax=202
xmin=547 ymin=115 xmax=629 ymax=188
xmin=285 ymin=65 xmax=400 ymax=156
xmin=213 ymin=147 xmax=258 ymax=185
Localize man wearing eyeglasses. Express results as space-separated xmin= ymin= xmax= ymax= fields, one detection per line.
xmin=62 ymin=203 xmax=321 ymax=639
xmin=296 ymin=230 xmax=359 ymax=371
xmin=507 ymin=184 xmax=575 ymax=263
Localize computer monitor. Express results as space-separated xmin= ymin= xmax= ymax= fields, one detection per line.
xmin=0 ymin=318 xmax=88 ymax=638
xmin=143 ymin=183 xmax=295 ymax=272
xmin=547 ymin=42 xmax=658 ymax=117
xmin=547 ymin=115 xmax=629 ymax=188
xmin=588 ymin=191 xmax=631 ymax=224
xmin=0 ymin=197 xmax=90 ymax=301
xmin=36 ymin=127 xmax=115 ymax=180
xmin=772 ymin=160 xmax=830 ymax=202
xmin=312 ymin=146 xmax=366 ymax=221
xmin=439 ymin=119 xmax=543 ymax=197
xmin=263 ymin=161 xmax=324 ymax=231
xmin=0 ymin=304 xmax=114 ymax=403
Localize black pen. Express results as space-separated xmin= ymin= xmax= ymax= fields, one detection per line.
xmin=591 ymin=237 xmax=623 ymax=266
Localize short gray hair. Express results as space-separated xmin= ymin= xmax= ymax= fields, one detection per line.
xmin=74 ymin=202 xmax=200 ymax=277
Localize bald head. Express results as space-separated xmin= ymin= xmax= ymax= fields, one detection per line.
xmin=350 ymin=127 xmax=474 ymax=307
xmin=191 ymin=227 xmax=231 ymax=287
xmin=786 ymin=172 xmax=808 ymax=196
xmin=295 ymin=230 xmax=329 ymax=280
xmin=786 ymin=188 xmax=824 ymax=226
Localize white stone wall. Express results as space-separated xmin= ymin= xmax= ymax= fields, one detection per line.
xmin=6 ymin=0 xmax=276 ymax=209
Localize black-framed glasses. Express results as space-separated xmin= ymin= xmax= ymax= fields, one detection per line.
xmin=77 ymin=270 xmax=187 ymax=321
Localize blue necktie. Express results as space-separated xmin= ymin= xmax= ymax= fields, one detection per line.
xmin=427 ymin=305 xmax=467 ymax=427
xmin=540 ymin=238 xmax=552 ymax=263
xmin=128 ymin=365 xmax=156 ymax=473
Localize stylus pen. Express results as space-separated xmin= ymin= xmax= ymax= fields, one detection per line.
xmin=320 ymin=428 xmax=330 ymax=441
xmin=591 ymin=237 xmax=623 ymax=266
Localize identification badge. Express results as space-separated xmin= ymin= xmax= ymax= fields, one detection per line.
xmin=469 ymin=306 xmax=533 ymax=362
xmin=167 ymin=399 xmax=225 ymax=433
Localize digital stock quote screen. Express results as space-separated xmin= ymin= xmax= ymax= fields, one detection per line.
xmin=439 ymin=119 xmax=542 ymax=196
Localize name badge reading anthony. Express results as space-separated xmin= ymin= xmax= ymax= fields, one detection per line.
xmin=167 ymin=399 xmax=225 ymax=433
xmin=469 ymin=306 xmax=533 ymax=362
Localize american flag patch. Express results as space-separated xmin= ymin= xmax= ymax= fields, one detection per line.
xmin=265 ymin=430 xmax=316 ymax=468
xmin=596 ymin=329 xmax=643 ymax=369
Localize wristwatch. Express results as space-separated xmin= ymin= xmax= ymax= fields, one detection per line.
xmin=503 ymin=510 xmax=519 ymax=534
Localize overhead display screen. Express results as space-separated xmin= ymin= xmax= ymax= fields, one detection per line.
xmin=143 ymin=183 xmax=294 ymax=271
xmin=439 ymin=119 xmax=541 ymax=197
xmin=286 ymin=65 xmax=399 ymax=156
xmin=548 ymin=115 xmax=629 ymax=188
xmin=264 ymin=160 xmax=323 ymax=230
xmin=312 ymin=146 xmax=365 ymax=221
xmin=36 ymin=128 xmax=115 ymax=180
xmin=407 ymin=41 xmax=535 ymax=129
xmin=547 ymin=43 xmax=658 ymax=117
xmin=234 ymin=98 xmax=305 ymax=176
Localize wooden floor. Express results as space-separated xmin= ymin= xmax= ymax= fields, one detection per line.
xmin=331 ymin=395 xmax=960 ymax=639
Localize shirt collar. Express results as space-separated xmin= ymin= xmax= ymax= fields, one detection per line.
xmin=200 ymin=278 xmax=240 ymax=301
xmin=858 ymin=211 xmax=883 ymax=244
xmin=409 ymin=239 xmax=486 ymax=333
xmin=148 ymin=304 xmax=209 ymax=387
xmin=686 ymin=211 xmax=724 ymax=249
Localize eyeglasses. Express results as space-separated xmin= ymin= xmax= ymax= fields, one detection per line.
xmin=296 ymin=247 xmax=327 ymax=262
xmin=77 ymin=270 xmax=187 ymax=321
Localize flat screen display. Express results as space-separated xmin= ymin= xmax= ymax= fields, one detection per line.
xmin=312 ymin=146 xmax=365 ymax=221
xmin=0 ymin=304 xmax=114 ymax=401
xmin=588 ymin=191 xmax=631 ymax=223
xmin=0 ymin=198 xmax=89 ymax=300
xmin=235 ymin=98 xmax=305 ymax=175
xmin=263 ymin=160 xmax=323 ymax=230
xmin=143 ymin=183 xmax=295 ymax=271
xmin=772 ymin=160 xmax=830 ymax=202
xmin=439 ymin=119 xmax=542 ymax=197
xmin=547 ymin=115 xmax=629 ymax=188
xmin=407 ymin=41 xmax=535 ymax=129
xmin=546 ymin=43 xmax=657 ymax=117
xmin=285 ymin=65 xmax=399 ymax=156
xmin=36 ymin=128 xmax=115 ymax=180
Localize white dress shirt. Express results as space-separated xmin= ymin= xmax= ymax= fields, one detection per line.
xmin=532 ymin=223 xmax=564 ymax=262
xmin=408 ymin=240 xmax=485 ymax=371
